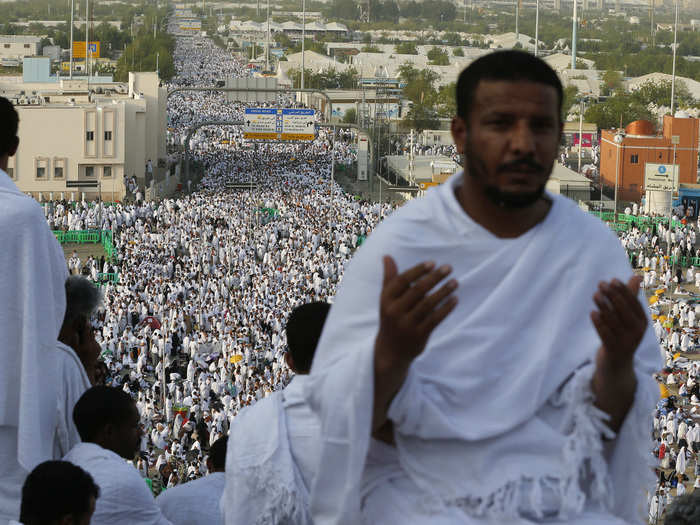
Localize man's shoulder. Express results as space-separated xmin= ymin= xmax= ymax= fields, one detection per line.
xmin=157 ymin=473 xmax=224 ymax=503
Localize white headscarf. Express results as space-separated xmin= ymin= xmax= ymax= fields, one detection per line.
xmin=0 ymin=170 xmax=68 ymax=470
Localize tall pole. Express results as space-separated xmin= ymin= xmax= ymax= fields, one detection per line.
xmin=86 ymin=0 xmax=89 ymax=81
xmin=266 ymin=0 xmax=270 ymax=71
xmin=671 ymin=0 xmax=678 ymax=115
xmin=650 ymin=0 xmax=655 ymax=47
xmin=515 ymin=0 xmax=519 ymax=43
xmin=571 ymin=0 xmax=578 ymax=69
xmin=301 ymin=0 xmax=306 ymax=90
xmin=69 ymin=0 xmax=74 ymax=78
xmin=578 ymin=99 xmax=584 ymax=173
xmin=535 ymin=0 xmax=540 ymax=56
xmin=614 ymin=141 xmax=620 ymax=217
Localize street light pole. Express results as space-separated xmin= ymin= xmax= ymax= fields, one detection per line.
xmin=301 ymin=0 xmax=306 ymax=90
xmin=69 ymin=0 xmax=74 ymax=78
xmin=614 ymin=133 xmax=624 ymax=219
xmin=535 ymin=0 xmax=540 ymax=57
xmin=578 ymin=98 xmax=584 ymax=173
xmin=671 ymin=0 xmax=679 ymax=115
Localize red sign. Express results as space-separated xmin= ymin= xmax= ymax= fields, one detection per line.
xmin=573 ymin=133 xmax=593 ymax=148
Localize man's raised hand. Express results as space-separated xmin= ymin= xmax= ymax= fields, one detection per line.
xmin=375 ymin=256 xmax=458 ymax=371
xmin=372 ymin=256 xmax=459 ymax=433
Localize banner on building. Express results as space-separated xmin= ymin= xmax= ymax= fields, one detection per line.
xmin=644 ymin=163 xmax=679 ymax=192
xmin=72 ymin=41 xmax=100 ymax=59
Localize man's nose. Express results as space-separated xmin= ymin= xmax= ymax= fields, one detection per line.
xmin=509 ymin=121 xmax=536 ymax=156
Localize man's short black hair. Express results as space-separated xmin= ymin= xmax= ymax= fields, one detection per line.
xmin=456 ymin=50 xmax=563 ymax=122
xmin=664 ymin=492 xmax=700 ymax=525
xmin=0 ymin=96 xmax=19 ymax=157
xmin=209 ymin=436 xmax=228 ymax=471
xmin=73 ymin=386 xmax=135 ymax=442
xmin=285 ymin=302 xmax=331 ymax=373
xmin=20 ymin=460 xmax=99 ymax=525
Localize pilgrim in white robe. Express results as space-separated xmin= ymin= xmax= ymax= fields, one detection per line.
xmin=64 ymin=442 xmax=172 ymax=525
xmin=0 ymin=169 xmax=68 ymax=524
xmin=156 ymin=471 xmax=225 ymax=525
xmin=305 ymin=173 xmax=661 ymax=525
xmin=53 ymin=341 xmax=92 ymax=458
xmin=222 ymin=375 xmax=319 ymax=525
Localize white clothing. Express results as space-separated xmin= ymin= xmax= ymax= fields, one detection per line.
xmin=282 ymin=376 xmax=321 ymax=491
xmin=157 ymin=472 xmax=225 ymax=525
xmin=0 ymin=169 xmax=68 ymax=523
xmin=222 ymin=390 xmax=311 ymax=525
xmin=305 ymin=173 xmax=661 ymax=525
xmin=53 ymin=341 xmax=91 ymax=458
xmin=64 ymin=442 xmax=172 ymax=525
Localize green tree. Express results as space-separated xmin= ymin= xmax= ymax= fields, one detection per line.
xmin=361 ymin=45 xmax=382 ymax=53
xmin=630 ymin=79 xmax=695 ymax=109
xmin=403 ymin=104 xmax=440 ymax=131
xmin=426 ymin=47 xmax=449 ymax=66
xmin=333 ymin=0 xmax=359 ymax=20
xmin=562 ymin=85 xmax=579 ymax=120
xmin=453 ymin=47 xmax=464 ymax=56
xmin=394 ymin=41 xmax=418 ymax=54
xmin=343 ymin=108 xmax=357 ymax=123
xmin=600 ymin=70 xmax=623 ymax=97
xmin=584 ymin=93 xmax=654 ymax=130
xmin=398 ymin=64 xmax=439 ymax=106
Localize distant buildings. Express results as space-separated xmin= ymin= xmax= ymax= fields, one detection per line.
xmin=0 ymin=65 xmax=167 ymax=202
xmin=600 ymin=115 xmax=700 ymax=203
xmin=0 ymin=35 xmax=41 ymax=64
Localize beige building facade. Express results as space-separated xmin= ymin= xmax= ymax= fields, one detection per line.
xmin=0 ymin=35 xmax=41 ymax=62
xmin=2 ymin=71 xmax=167 ymax=202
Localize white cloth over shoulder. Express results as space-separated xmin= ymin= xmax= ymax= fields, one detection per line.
xmin=0 ymin=169 xmax=67 ymax=471
xmin=305 ymin=172 xmax=661 ymax=525
xmin=64 ymin=442 xmax=172 ymax=525
xmin=157 ymin=471 xmax=225 ymax=525
xmin=53 ymin=341 xmax=91 ymax=458
xmin=222 ymin=390 xmax=311 ymax=525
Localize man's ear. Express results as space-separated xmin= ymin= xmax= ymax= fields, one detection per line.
xmin=284 ymin=352 xmax=296 ymax=372
xmin=450 ymin=116 xmax=466 ymax=155
xmin=8 ymin=136 xmax=18 ymax=157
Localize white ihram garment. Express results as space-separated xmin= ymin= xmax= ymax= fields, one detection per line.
xmin=305 ymin=172 xmax=661 ymax=525
xmin=0 ymin=169 xmax=68 ymax=524
xmin=222 ymin=376 xmax=318 ymax=525
xmin=64 ymin=442 xmax=172 ymax=525
xmin=157 ymin=471 xmax=225 ymax=525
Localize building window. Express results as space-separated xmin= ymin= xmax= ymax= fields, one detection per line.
xmin=36 ymin=166 xmax=46 ymax=179
xmin=86 ymin=131 xmax=94 ymax=141
xmin=3 ymin=44 xmax=10 ymax=49
xmin=630 ymin=154 xmax=639 ymax=164
xmin=23 ymin=44 xmax=30 ymax=49
xmin=54 ymin=166 xmax=63 ymax=179
xmin=103 ymin=166 xmax=112 ymax=178
xmin=85 ymin=166 xmax=95 ymax=177
xmin=104 ymin=131 xmax=112 ymax=141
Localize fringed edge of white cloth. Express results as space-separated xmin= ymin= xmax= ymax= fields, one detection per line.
xmin=426 ymin=363 xmax=617 ymax=521
xmin=238 ymin=462 xmax=310 ymax=525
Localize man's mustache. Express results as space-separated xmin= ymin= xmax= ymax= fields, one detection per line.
xmin=497 ymin=159 xmax=545 ymax=174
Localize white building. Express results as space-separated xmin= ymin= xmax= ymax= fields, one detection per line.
xmin=1 ymin=71 xmax=167 ymax=201
xmin=0 ymin=35 xmax=42 ymax=62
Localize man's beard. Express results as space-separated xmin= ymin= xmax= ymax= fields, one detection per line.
xmin=482 ymin=184 xmax=545 ymax=209
xmin=464 ymin=143 xmax=547 ymax=209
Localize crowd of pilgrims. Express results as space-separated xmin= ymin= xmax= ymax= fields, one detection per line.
xmin=37 ymin=34 xmax=395 ymax=494
xmin=31 ymin=32 xmax=700 ymax=523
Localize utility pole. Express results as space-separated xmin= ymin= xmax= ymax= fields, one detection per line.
xmin=515 ymin=0 xmax=519 ymax=43
xmin=671 ymin=0 xmax=678 ymax=115
xmin=301 ymin=0 xmax=306 ymax=90
xmin=266 ymin=0 xmax=270 ymax=71
xmin=535 ymin=0 xmax=540 ymax=56
xmin=69 ymin=0 xmax=74 ymax=78
xmin=571 ymin=0 xmax=578 ymax=69
xmin=86 ymin=0 xmax=89 ymax=84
